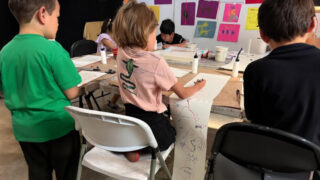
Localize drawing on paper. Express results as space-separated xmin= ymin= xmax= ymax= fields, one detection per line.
xmin=223 ymin=3 xmax=242 ymax=22
xmin=154 ymin=0 xmax=172 ymax=4
xmin=148 ymin=5 xmax=160 ymax=22
xmin=246 ymin=0 xmax=263 ymax=4
xmin=217 ymin=24 xmax=240 ymax=42
xmin=195 ymin=21 xmax=217 ymax=38
xmin=181 ymin=2 xmax=196 ymax=25
xmin=171 ymin=73 xmax=231 ymax=180
xmin=245 ymin=7 xmax=259 ymax=30
xmin=196 ymin=0 xmax=219 ymax=19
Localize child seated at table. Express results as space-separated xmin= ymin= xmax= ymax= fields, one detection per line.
xmin=96 ymin=18 xmax=117 ymax=52
xmin=156 ymin=19 xmax=187 ymax=49
xmin=96 ymin=18 xmax=122 ymax=112
xmin=113 ymin=1 xmax=206 ymax=162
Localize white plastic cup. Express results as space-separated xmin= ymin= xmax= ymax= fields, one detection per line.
xmin=188 ymin=43 xmax=197 ymax=50
xmin=247 ymin=39 xmax=252 ymax=54
xmin=232 ymin=61 xmax=239 ymax=77
xmin=100 ymin=48 xmax=107 ymax=65
xmin=254 ymin=38 xmax=267 ymax=54
xmin=192 ymin=57 xmax=199 ymax=74
xmin=215 ymin=46 xmax=229 ymax=62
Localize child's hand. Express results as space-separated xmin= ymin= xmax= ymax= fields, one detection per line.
xmin=163 ymin=44 xmax=171 ymax=49
xmin=194 ymin=79 xmax=206 ymax=89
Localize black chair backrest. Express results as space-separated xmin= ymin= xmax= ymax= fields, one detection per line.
xmin=208 ymin=122 xmax=320 ymax=176
xmin=70 ymin=39 xmax=97 ymax=58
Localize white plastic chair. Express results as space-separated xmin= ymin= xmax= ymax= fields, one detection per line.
xmin=65 ymin=106 xmax=173 ymax=180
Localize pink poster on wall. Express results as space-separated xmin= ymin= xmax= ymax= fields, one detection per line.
xmin=196 ymin=0 xmax=219 ymax=19
xmin=217 ymin=24 xmax=240 ymax=42
xmin=223 ymin=4 xmax=242 ymax=22
xmin=181 ymin=2 xmax=196 ymax=25
xmin=155 ymin=0 xmax=172 ymax=5
xmin=246 ymin=0 xmax=263 ymax=4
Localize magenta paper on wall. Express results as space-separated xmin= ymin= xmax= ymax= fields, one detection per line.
xmin=155 ymin=0 xmax=172 ymax=5
xmin=246 ymin=0 xmax=263 ymax=4
xmin=223 ymin=4 xmax=242 ymax=22
xmin=181 ymin=2 xmax=196 ymax=25
xmin=196 ymin=0 xmax=219 ymax=19
xmin=217 ymin=24 xmax=240 ymax=42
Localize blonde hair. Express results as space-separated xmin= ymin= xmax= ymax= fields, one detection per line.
xmin=113 ymin=0 xmax=158 ymax=48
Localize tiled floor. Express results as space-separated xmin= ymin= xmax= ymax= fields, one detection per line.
xmin=0 ymin=91 xmax=241 ymax=180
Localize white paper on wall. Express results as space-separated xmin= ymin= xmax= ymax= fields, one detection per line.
xmin=170 ymin=73 xmax=230 ymax=180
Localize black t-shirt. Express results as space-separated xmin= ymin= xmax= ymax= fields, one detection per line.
xmin=244 ymin=43 xmax=320 ymax=146
xmin=156 ymin=33 xmax=185 ymax=45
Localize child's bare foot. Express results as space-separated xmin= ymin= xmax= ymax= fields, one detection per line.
xmin=124 ymin=151 xmax=140 ymax=162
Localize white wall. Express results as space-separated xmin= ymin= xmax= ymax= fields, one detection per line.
xmin=138 ymin=0 xmax=262 ymax=52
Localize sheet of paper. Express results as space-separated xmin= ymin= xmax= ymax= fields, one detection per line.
xmin=78 ymin=71 xmax=106 ymax=87
xmin=195 ymin=21 xmax=217 ymax=39
xmin=221 ymin=0 xmax=245 ymax=2
xmin=148 ymin=5 xmax=160 ymax=22
xmin=157 ymin=47 xmax=196 ymax=63
xmin=217 ymin=24 xmax=240 ymax=42
xmin=155 ymin=0 xmax=172 ymax=4
xmin=181 ymin=2 xmax=196 ymax=25
xmin=245 ymin=7 xmax=259 ymax=30
xmin=220 ymin=53 xmax=266 ymax=72
xmin=197 ymin=0 xmax=219 ymax=19
xmin=170 ymin=67 xmax=190 ymax=78
xmin=170 ymin=73 xmax=230 ymax=180
xmin=72 ymin=55 xmax=101 ymax=67
xmin=246 ymin=0 xmax=263 ymax=4
xmin=223 ymin=4 xmax=242 ymax=23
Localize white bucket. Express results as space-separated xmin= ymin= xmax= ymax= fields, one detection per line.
xmin=215 ymin=46 xmax=229 ymax=62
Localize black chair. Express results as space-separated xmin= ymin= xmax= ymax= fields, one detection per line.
xmin=205 ymin=122 xmax=320 ymax=180
xmin=70 ymin=39 xmax=97 ymax=58
xmin=70 ymin=39 xmax=105 ymax=110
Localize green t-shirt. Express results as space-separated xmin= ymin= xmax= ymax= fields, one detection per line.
xmin=0 ymin=34 xmax=82 ymax=142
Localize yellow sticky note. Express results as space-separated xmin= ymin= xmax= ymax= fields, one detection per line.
xmin=245 ymin=7 xmax=259 ymax=30
xmin=148 ymin=5 xmax=160 ymax=22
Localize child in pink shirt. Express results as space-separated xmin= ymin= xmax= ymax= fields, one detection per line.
xmin=113 ymin=1 xmax=206 ymax=162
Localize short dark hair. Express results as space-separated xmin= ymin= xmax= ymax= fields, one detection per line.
xmin=258 ymin=0 xmax=315 ymax=42
xmin=160 ymin=19 xmax=175 ymax=34
xmin=101 ymin=18 xmax=113 ymax=34
xmin=8 ymin=0 xmax=56 ymax=24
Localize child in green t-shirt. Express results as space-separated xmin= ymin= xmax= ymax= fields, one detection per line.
xmin=0 ymin=0 xmax=81 ymax=179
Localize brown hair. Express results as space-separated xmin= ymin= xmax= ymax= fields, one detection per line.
xmin=8 ymin=0 xmax=56 ymax=24
xmin=258 ymin=0 xmax=315 ymax=42
xmin=112 ymin=0 xmax=158 ymax=48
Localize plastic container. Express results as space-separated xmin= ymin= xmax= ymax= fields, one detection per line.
xmin=100 ymin=48 xmax=107 ymax=64
xmin=232 ymin=59 xmax=239 ymax=77
xmin=112 ymin=48 xmax=118 ymax=59
xmin=192 ymin=53 xmax=199 ymax=74
xmin=215 ymin=46 xmax=228 ymax=62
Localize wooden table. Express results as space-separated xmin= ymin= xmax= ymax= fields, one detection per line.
xmin=75 ymin=55 xmax=243 ymax=115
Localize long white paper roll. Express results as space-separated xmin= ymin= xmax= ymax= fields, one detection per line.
xmin=170 ymin=73 xmax=230 ymax=180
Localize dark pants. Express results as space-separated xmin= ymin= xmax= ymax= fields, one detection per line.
xmin=125 ymin=104 xmax=176 ymax=151
xmin=19 ymin=130 xmax=80 ymax=180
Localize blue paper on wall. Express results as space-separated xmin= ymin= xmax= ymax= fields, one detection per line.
xmin=194 ymin=21 xmax=217 ymax=38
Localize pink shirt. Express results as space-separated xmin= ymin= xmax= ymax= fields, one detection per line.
xmin=117 ymin=47 xmax=177 ymax=113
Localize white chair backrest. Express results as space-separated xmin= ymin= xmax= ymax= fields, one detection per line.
xmin=65 ymin=106 xmax=158 ymax=152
